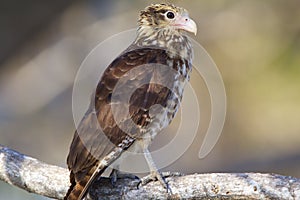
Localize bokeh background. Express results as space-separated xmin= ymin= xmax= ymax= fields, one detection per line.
xmin=0 ymin=0 xmax=299 ymax=199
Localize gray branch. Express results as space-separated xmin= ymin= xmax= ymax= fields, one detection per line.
xmin=0 ymin=145 xmax=299 ymax=200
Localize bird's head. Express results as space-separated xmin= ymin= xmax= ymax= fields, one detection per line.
xmin=138 ymin=3 xmax=197 ymax=36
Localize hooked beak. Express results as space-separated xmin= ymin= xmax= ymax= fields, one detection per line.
xmin=172 ymin=14 xmax=197 ymax=35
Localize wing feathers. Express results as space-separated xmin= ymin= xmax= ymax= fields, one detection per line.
xmin=65 ymin=47 xmax=188 ymax=199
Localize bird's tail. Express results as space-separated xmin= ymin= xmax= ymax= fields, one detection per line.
xmin=64 ymin=163 xmax=106 ymax=200
xmin=64 ymin=171 xmax=89 ymax=200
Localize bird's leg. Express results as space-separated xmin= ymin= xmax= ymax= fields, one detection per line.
xmin=138 ymin=149 xmax=172 ymax=193
xmin=109 ymin=168 xmax=118 ymax=186
xmin=109 ymin=168 xmax=139 ymax=186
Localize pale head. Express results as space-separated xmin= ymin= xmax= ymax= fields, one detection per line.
xmin=138 ymin=3 xmax=197 ymax=36
xmin=133 ymin=4 xmax=196 ymax=60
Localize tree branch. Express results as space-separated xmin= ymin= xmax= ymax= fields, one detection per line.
xmin=0 ymin=145 xmax=299 ymax=199
xmin=0 ymin=145 xmax=69 ymax=199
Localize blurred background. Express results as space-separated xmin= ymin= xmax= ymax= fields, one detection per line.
xmin=0 ymin=0 xmax=299 ymax=199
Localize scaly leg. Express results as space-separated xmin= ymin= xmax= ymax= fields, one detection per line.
xmin=138 ymin=148 xmax=172 ymax=193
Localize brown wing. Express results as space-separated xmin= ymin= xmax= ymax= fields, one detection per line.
xmin=65 ymin=47 xmax=187 ymax=200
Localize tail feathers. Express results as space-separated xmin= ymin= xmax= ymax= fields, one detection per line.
xmin=65 ymin=182 xmax=86 ymax=200
xmin=64 ymin=172 xmax=86 ymax=200
xmin=64 ymin=171 xmax=93 ymax=200
xmin=64 ymin=172 xmax=76 ymax=200
xmin=64 ymin=163 xmax=108 ymax=200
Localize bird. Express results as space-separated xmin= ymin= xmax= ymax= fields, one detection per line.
xmin=64 ymin=3 xmax=197 ymax=200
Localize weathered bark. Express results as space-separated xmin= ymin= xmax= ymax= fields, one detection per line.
xmin=0 ymin=145 xmax=299 ymax=199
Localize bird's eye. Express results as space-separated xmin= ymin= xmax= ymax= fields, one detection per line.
xmin=166 ymin=11 xmax=175 ymax=19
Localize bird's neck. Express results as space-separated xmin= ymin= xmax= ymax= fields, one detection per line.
xmin=133 ymin=26 xmax=193 ymax=61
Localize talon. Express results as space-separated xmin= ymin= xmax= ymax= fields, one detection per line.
xmin=137 ymin=171 xmax=173 ymax=194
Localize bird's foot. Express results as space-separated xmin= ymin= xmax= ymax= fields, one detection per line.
xmin=109 ymin=169 xmax=139 ymax=186
xmin=137 ymin=171 xmax=182 ymax=193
